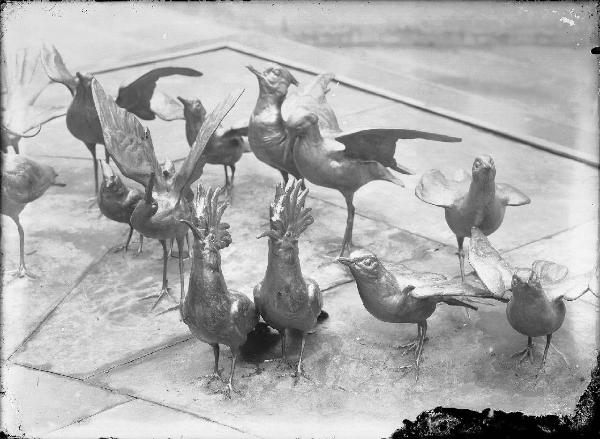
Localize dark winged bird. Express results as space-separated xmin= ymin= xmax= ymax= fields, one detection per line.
xmin=177 ymin=96 xmax=250 ymax=195
xmin=1 ymin=47 xmax=66 ymax=154
xmin=97 ymin=160 xmax=144 ymax=254
xmin=180 ymin=186 xmax=259 ymax=397
xmin=415 ymin=155 xmax=530 ymax=281
xmin=92 ymin=78 xmax=244 ymax=311
xmin=41 ymin=44 xmax=202 ymax=197
xmin=468 ymin=226 xmax=596 ymax=374
xmin=254 ymin=180 xmax=322 ymax=377
xmin=286 ymin=111 xmax=462 ymax=256
xmin=247 ymin=65 xmax=340 ymax=183
xmin=338 ymin=249 xmax=502 ymax=380
xmin=2 ymin=153 xmax=65 ymax=279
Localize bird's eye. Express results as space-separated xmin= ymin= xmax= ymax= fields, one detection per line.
xmin=273 ymin=69 xmax=281 ymax=76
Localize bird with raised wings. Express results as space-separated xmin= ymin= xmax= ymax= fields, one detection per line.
xmin=180 ymin=186 xmax=258 ymax=397
xmin=1 ymin=47 xmax=66 ymax=154
xmin=2 ymin=153 xmax=65 ymax=279
xmin=338 ymin=249 xmax=503 ymax=380
xmin=415 ymin=155 xmax=530 ymax=281
xmin=253 ymin=179 xmax=322 ymax=378
xmin=286 ymin=111 xmax=462 ymax=256
xmin=468 ymin=226 xmax=596 ymax=375
xmin=91 ymin=78 xmax=243 ymax=312
xmin=247 ymin=64 xmax=340 ymax=183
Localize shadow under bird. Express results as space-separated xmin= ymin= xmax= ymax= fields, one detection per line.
xmin=92 ymin=78 xmax=243 ymax=312
xmin=286 ymin=110 xmax=462 ymax=256
xmin=338 ymin=249 xmax=502 ymax=380
xmin=247 ymin=64 xmax=340 ymax=183
xmin=97 ymin=160 xmax=144 ymax=254
xmin=2 ymin=153 xmax=65 ymax=279
xmin=177 ymin=96 xmax=250 ymax=195
xmin=415 ymin=155 xmax=530 ymax=281
xmin=180 ymin=186 xmax=259 ymax=397
xmin=41 ymin=44 xmax=202 ymax=197
xmin=1 ymin=47 xmax=66 ymax=154
xmin=468 ymin=226 xmax=597 ymax=375
xmin=254 ymin=179 xmax=322 ymax=378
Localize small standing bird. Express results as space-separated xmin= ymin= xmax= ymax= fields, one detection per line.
xmin=1 ymin=47 xmax=66 ymax=154
xmin=253 ymin=180 xmax=322 ymax=377
xmin=247 ymin=64 xmax=339 ymax=183
xmin=180 ymin=186 xmax=259 ymax=397
xmin=2 ymin=153 xmax=65 ymax=279
xmin=92 ymin=78 xmax=243 ymax=312
xmin=97 ymin=160 xmax=144 ymax=254
xmin=415 ymin=155 xmax=531 ymax=281
xmin=468 ymin=226 xmax=596 ymax=374
xmin=286 ymin=111 xmax=462 ymax=256
xmin=338 ymin=249 xmax=502 ymax=380
xmin=177 ymin=96 xmax=250 ymax=195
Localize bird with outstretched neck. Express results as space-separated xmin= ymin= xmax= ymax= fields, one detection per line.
xmin=338 ymin=249 xmax=503 ymax=380
xmin=468 ymin=226 xmax=597 ymax=376
xmin=247 ymin=64 xmax=339 ymax=183
xmin=177 ymin=96 xmax=250 ymax=198
xmin=286 ymin=110 xmax=462 ymax=256
xmin=416 ymin=155 xmax=530 ymax=281
xmin=180 ymin=186 xmax=259 ymax=397
xmin=2 ymin=153 xmax=65 ymax=279
xmin=97 ymin=160 xmax=144 ymax=254
xmin=92 ymin=78 xmax=244 ymax=312
xmin=253 ymin=180 xmax=322 ymax=378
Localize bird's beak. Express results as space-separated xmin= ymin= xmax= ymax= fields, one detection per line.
xmin=179 ymin=219 xmax=202 ymax=241
xmin=256 ymin=230 xmax=278 ymax=240
xmin=336 ymin=257 xmax=353 ymax=266
xmin=176 ymin=96 xmax=188 ymax=107
xmin=246 ymin=65 xmax=262 ymax=78
xmin=289 ymin=72 xmax=299 ymax=87
xmin=145 ymin=172 xmax=155 ymax=203
xmin=52 ymin=182 xmax=66 ymax=187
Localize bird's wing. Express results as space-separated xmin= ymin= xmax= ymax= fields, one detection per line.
xmin=283 ymin=73 xmax=340 ymax=131
xmin=334 ymin=128 xmax=461 ymax=175
xmin=546 ymin=271 xmax=598 ymax=302
xmin=172 ymin=89 xmax=244 ymax=200
xmin=468 ymin=227 xmax=513 ymax=298
xmin=149 ymin=91 xmax=184 ymax=121
xmin=415 ymin=169 xmax=469 ymax=207
xmin=390 ymin=264 xmax=448 ymax=288
xmin=40 ymin=44 xmax=78 ymax=95
xmin=531 ymin=260 xmax=569 ymax=287
xmin=91 ymin=79 xmax=166 ymax=190
xmin=2 ymin=155 xmax=55 ymax=204
xmin=496 ymin=183 xmax=530 ymax=206
xmin=410 ymin=274 xmax=506 ymax=301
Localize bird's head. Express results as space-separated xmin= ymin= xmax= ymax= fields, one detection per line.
xmin=337 ymin=250 xmax=383 ymax=280
xmin=177 ymin=96 xmax=206 ymax=121
xmin=247 ymin=64 xmax=298 ymax=99
xmin=257 ymin=179 xmax=313 ymax=264
xmin=286 ymin=111 xmax=319 ymax=138
xmin=471 ymin=155 xmax=496 ymax=182
xmin=75 ymin=72 xmax=94 ymax=93
xmin=98 ymin=159 xmax=125 ymax=194
xmin=160 ymin=157 xmax=176 ymax=182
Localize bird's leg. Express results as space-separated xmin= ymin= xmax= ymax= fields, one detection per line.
xmin=7 ymin=217 xmax=37 ymax=279
xmin=158 ymin=237 xmax=186 ymax=316
xmin=113 ymin=226 xmax=134 ymax=253
xmin=550 ymin=341 xmax=570 ymax=368
xmin=140 ymin=240 xmax=176 ymax=311
xmin=201 ymin=344 xmax=223 ymax=383
xmin=87 ymin=143 xmax=99 ymax=207
xmin=169 ymin=234 xmax=190 ymax=259
xmin=413 ymin=321 xmax=428 ymax=382
xmin=293 ymin=333 xmax=311 ymax=381
xmin=398 ymin=324 xmax=422 ymax=353
xmin=280 ymin=170 xmax=289 ymax=184
xmin=136 ymin=234 xmax=144 ymax=256
xmin=535 ymin=334 xmax=554 ymax=377
xmin=339 ymin=193 xmax=355 ymax=257
xmin=223 ymin=165 xmax=229 ymax=188
xmin=228 ymin=165 xmax=236 ymax=202
xmin=168 ymin=238 xmax=175 ymax=258
xmin=104 ymin=147 xmax=110 ymax=164
xmin=456 ymin=236 xmax=465 ymax=282
xmin=276 ymin=330 xmax=293 ymax=370
xmin=224 ymin=351 xmax=241 ymax=398
xmin=511 ymin=336 xmax=535 ymax=364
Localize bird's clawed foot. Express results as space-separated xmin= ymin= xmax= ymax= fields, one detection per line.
xmin=111 ymin=244 xmax=127 ymax=253
xmin=140 ymin=287 xmax=177 ymax=311
xmin=200 ymin=369 xmax=224 ymax=384
xmin=223 ymin=381 xmax=242 ymax=399
xmin=292 ymin=364 xmax=312 ymax=383
xmin=511 ymin=345 xmax=535 ymax=365
xmin=397 ymin=337 xmax=428 ymax=355
xmin=6 ymin=265 xmax=38 ymax=280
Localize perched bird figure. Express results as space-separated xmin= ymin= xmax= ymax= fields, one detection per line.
xmin=338 ymin=249 xmax=502 ymax=380
xmin=2 ymin=153 xmax=65 ymax=279
xmin=286 ymin=111 xmax=462 ymax=256
xmin=180 ymin=186 xmax=258 ymax=397
xmin=415 ymin=155 xmax=530 ymax=281
xmin=247 ymin=64 xmax=340 ymax=183
xmin=253 ymin=180 xmax=322 ymax=377
xmin=97 ymin=160 xmax=144 ymax=254
xmin=177 ymin=96 xmax=250 ymax=195
xmin=468 ymin=226 xmax=596 ymax=374
xmin=92 ymin=78 xmax=243 ymax=311
xmin=1 ymin=47 xmax=66 ymax=154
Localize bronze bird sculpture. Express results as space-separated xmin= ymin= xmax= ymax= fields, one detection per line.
xmin=286 ymin=111 xmax=462 ymax=256
xmin=253 ymin=180 xmax=322 ymax=378
xmin=468 ymin=226 xmax=596 ymax=374
xmin=97 ymin=160 xmax=144 ymax=254
xmin=1 ymin=47 xmax=66 ymax=154
xmin=92 ymin=78 xmax=243 ymax=311
xmin=177 ymin=96 xmax=250 ymax=195
xmin=180 ymin=186 xmax=259 ymax=397
xmin=247 ymin=64 xmax=340 ymax=183
xmin=415 ymin=155 xmax=530 ymax=281
xmin=2 ymin=153 xmax=65 ymax=279
xmin=338 ymin=249 xmax=501 ymax=380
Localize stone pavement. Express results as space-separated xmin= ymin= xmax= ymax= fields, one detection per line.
xmin=1 ymin=4 xmax=598 ymax=439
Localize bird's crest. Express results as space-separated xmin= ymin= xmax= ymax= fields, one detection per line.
xmin=191 ymin=184 xmax=231 ymax=250
xmin=264 ymin=179 xmax=313 ymax=240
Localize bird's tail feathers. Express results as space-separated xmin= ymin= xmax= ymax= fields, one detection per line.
xmin=441 ymin=297 xmax=478 ymax=311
